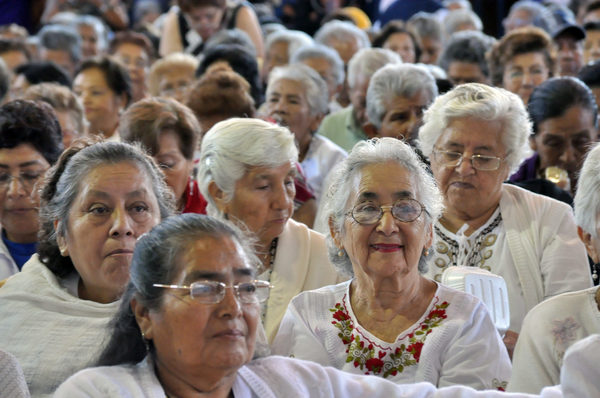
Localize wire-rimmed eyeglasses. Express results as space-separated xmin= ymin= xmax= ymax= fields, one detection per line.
xmin=0 ymin=171 xmax=45 ymax=192
xmin=348 ymin=198 xmax=429 ymax=225
xmin=153 ymin=280 xmax=273 ymax=304
xmin=433 ymin=148 xmax=505 ymax=171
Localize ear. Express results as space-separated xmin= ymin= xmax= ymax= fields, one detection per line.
xmin=578 ymin=226 xmax=599 ymax=263
xmin=54 ymin=220 xmax=69 ymax=257
xmin=328 ymin=216 xmax=343 ymax=250
xmin=529 ymin=135 xmax=538 ymax=152
xmin=363 ymin=123 xmax=378 ymax=139
xmin=131 ymin=296 xmax=154 ymax=340
xmin=208 ymin=181 xmax=229 ymax=214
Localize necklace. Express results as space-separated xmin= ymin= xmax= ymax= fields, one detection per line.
xmin=259 ymin=237 xmax=278 ymax=280
xmin=592 ymin=262 xmax=599 ymax=284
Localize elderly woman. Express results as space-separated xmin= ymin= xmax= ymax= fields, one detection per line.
xmin=0 ymin=140 xmax=175 ymax=396
xmin=487 ymin=26 xmax=554 ymax=104
xmin=73 ymin=56 xmax=132 ymax=140
xmin=266 ymin=64 xmax=347 ymax=205
xmin=417 ymin=83 xmax=592 ymax=356
xmin=198 ymin=118 xmax=341 ymax=341
xmin=272 ymin=138 xmax=511 ymax=389
xmin=261 ymin=29 xmax=313 ymax=82
xmin=510 ymin=77 xmax=598 ymax=196
xmin=120 ymin=97 xmax=203 ymax=213
xmin=364 ymin=63 xmax=437 ymax=145
xmin=508 ymin=143 xmax=600 ymax=394
xmin=372 ymin=20 xmax=421 ymax=64
xmin=0 ymin=100 xmax=62 ymax=280
xmin=407 ymin=12 xmax=443 ymax=65
xmin=438 ymin=30 xmax=495 ymax=87
xmin=148 ymin=53 xmax=199 ymax=103
xmin=109 ymin=31 xmax=154 ymax=103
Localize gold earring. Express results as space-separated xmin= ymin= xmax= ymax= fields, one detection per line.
xmin=338 ymin=249 xmax=344 ymax=257
xmin=424 ymin=249 xmax=430 ymax=257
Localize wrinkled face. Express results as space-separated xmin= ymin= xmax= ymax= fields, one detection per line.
xmin=554 ymin=36 xmax=584 ymax=77
xmin=158 ymin=68 xmax=195 ymax=102
xmin=0 ymin=144 xmax=50 ymax=243
xmin=532 ymin=105 xmax=597 ymax=188
xmin=447 ymin=61 xmax=487 ymax=86
xmin=301 ymin=57 xmax=337 ymax=100
xmin=40 ymin=48 xmax=75 ymax=77
xmin=113 ymin=42 xmax=150 ymax=94
xmin=377 ymin=90 xmax=430 ymax=144
xmin=419 ymin=37 xmax=442 ymax=65
xmin=217 ymin=162 xmax=295 ymax=247
xmin=338 ymin=162 xmax=432 ymax=281
xmin=584 ymin=30 xmax=600 ymax=64
xmin=185 ymin=5 xmax=224 ymax=41
xmin=79 ymin=24 xmax=99 ymax=58
xmin=143 ymin=236 xmax=259 ymax=385
xmin=263 ymin=41 xmax=289 ymax=79
xmin=502 ymin=51 xmax=550 ymax=104
xmin=329 ymin=37 xmax=360 ymax=64
xmin=155 ymin=130 xmax=193 ymax=208
xmin=350 ymin=74 xmax=371 ymax=127
xmin=383 ymin=32 xmax=415 ymax=63
xmin=430 ymin=117 xmax=509 ymax=222
xmin=58 ymin=162 xmax=161 ymax=303
xmin=266 ymin=78 xmax=321 ymax=150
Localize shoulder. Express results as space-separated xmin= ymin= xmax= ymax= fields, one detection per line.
xmin=320 ymin=107 xmax=352 ymax=126
xmin=501 ymin=184 xmax=572 ymax=213
xmin=524 ymin=287 xmax=598 ymax=325
xmin=289 ymin=281 xmax=350 ymax=310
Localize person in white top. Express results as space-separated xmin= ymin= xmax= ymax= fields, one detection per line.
xmin=272 ymin=138 xmax=511 ymax=390
xmin=508 ymin=142 xmax=600 ymax=393
xmin=417 ymin=83 xmax=592 ymax=356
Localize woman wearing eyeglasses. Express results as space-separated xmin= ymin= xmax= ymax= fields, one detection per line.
xmin=272 ymin=138 xmax=510 ymax=389
xmin=417 ymin=83 xmax=592 ymax=358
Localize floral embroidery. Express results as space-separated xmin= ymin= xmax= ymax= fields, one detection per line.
xmin=329 ymin=300 xmax=449 ymax=378
xmin=492 ymin=378 xmax=507 ymax=391
xmin=551 ymin=317 xmax=580 ymax=362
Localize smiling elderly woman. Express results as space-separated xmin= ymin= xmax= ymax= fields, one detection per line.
xmin=198 ymin=118 xmax=341 ymax=342
xmin=0 ymin=140 xmax=175 ymax=397
xmin=418 ymin=83 xmax=592 ymax=357
xmin=272 ymin=138 xmax=511 ymax=389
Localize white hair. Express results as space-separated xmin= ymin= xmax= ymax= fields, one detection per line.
xmin=314 ymin=20 xmax=371 ymax=52
xmin=198 ymin=118 xmax=299 ymax=218
xmin=366 ymin=63 xmax=437 ymax=129
xmin=324 ymin=138 xmax=444 ymax=277
xmin=290 ymin=43 xmax=345 ymax=86
xmin=575 ymin=143 xmax=600 ymax=237
xmin=267 ymin=63 xmax=329 ymax=116
xmin=265 ymin=29 xmax=313 ymax=59
xmin=443 ymin=9 xmax=483 ymax=39
xmin=407 ymin=12 xmax=442 ymax=41
xmin=347 ymin=48 xmax=401 ymax=89
xmin=417 ymin=83 xmax=532 ymax=174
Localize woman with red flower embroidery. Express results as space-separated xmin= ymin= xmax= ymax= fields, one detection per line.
xmin=272 ymin=138 xmax=511 ymax=389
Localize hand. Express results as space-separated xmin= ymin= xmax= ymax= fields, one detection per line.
xmin=503 ymin=330 xmax=519 ymax=360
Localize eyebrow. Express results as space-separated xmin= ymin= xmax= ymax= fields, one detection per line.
xmin=0 ymin=160 xmax=47 ymax=169
xmin=183 ymin=267 xmax=255 ymax=284
xmin=85 ymin=188 xmax=151 ymax=200
xmin=358 ymin=190 xmax=413 ymax=201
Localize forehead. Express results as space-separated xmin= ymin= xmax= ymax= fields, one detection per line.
xmin=385 ymin=32 xmax=413 ymax=46
xmin=302 ymin=57 xmax=332 ymax=74
xmin=269 ymin=78 xmax=305 ymax=95
xmin=537 ymin=105 xmax=596 ymax=135
xmin=74 ymin=67 xmax=108 ymax=86
xmin=0 ymin=143 xmax=47 ymax=166
xmin=115 ymin=42 xmax=148 ymax=58
xmin=241 ymin=162 xmax=293 ymax=181
xmin=349 ymin=162 xmax=418 ymax=203
xmin=383 ymin=90 xmax=430 ymax=113
xmin=75 ymin=162 xmax=153 ymax=194
xmin=448 ymin=61 xmax=483 ymax=77
xmin=507 ymin=51 xmax=547 ymax=68
xmin=436 ymin=117 xmax=506 ymax=151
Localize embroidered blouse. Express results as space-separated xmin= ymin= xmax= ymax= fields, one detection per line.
xmin=271 ymin=280 xmax=511 ymax=390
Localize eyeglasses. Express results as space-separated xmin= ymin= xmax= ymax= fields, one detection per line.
xmin=0 ymin=171 xmax=45 ymax=192
xmin=348 ymin=198 xmax=429 ymax=225
xmin=153 ymin=280 xmax=273 ymax=304
xmin=433 ymin=149 xmax=505 ymax=171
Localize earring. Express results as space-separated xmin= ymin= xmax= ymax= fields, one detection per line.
xmin=337 ymin=248 xmax=345 ymax=257
xmin=423 ymin=249 xmax=430 ymax=257
xmin=141 ymin=331 xmax=150 ymax=353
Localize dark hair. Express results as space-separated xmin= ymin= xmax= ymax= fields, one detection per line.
xmin=37 ymin=140 xmax=176 ymax=278
xmin=109 ymin=30 xmax=156 ymax=61
xmin=578 ymin=59 xmax=600 ymax=87
xmin=178 ymin=0 xmax=226 ymax=12
xmin=586 ymin=0 xmax=600 ymax=14
xmin=15 ymin=61 xmax=72 ymax=88
xmin=197 ymin=44 xmax=262 ymax=106
xmin=75 ymin=56 xmax=132 ymax=107
xmin=0 ymin=100 xmax=63 ymax=164
xmin=528 ymin=76 xmax=598 ymax=135
xmin=372 ymin=20 xmax=422 ymax=62
xmin=438 ymin=31 xmax=495 ymax=78
xmin=0 ymin=38 xmax=31 ymax=61
xmin=120 ymin=97 xmax=200 ymax=160
xmin=584 ymin=21 xmax=600 ymax=32
xmin=97 ymin=213 xmax=258 ymax=366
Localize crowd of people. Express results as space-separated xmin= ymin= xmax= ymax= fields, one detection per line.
xmin=0 ymin=0 xmax=600 ymax=397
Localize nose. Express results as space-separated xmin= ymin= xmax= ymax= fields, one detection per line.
xmin=217 ymin=286 xmax=243 ymax=318
xmin=559 ymin=142 xmax=576 ymax=166
xmin=454 ymin=153 xmax=476 ymax=176
xmin=376 ymin=207 xmax=400 ymax=236
xmin=521 ymin=71 xmax=534 ymax=87
xmin=6 ymin=176 xmax=26 ymax=197
xmin=271 ymin=182 xmax=292 ymax=211
xmin=109 ymin=207 xmax=134 ymax=237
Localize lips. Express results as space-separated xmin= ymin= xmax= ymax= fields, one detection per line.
xmin=105 ymin=248 xmax=134 ymax=257
xmin=213 ymin=328 xmax=245 ymax=339
xmin=449 ymin=181 xmax=475 ymax=189
xmin=370 ymin=243 xmax=403 ymax=252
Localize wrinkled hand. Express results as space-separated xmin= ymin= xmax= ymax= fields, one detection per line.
xmin=503 ymin=330 xmax=518 ymax=360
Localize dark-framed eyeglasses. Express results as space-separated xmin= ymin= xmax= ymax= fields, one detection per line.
xmin=433 ymin=148 xmax=505 ymax=171
xmin=153 ymin=280 xmax=273 ymax=304
xmin=348 ymin=198 xmax=429 ymax=225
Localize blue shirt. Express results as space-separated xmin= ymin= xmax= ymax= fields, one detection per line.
xmin=2 ymin=230 xmax=36 ymax=270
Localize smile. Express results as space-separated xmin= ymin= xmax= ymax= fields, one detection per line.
xmin=370 ymin=243 xmax=404 ymax=252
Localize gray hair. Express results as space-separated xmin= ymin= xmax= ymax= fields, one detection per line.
xmin=267 ymin=63 xmax=329 ymax=116
xmin=366 ymin=63 xmax=437 ymax=129
xmin=347 ymin=48 xmax=402 ymax=89
xmin=442 ymin=9 xmax=483 ymax=39
xmin=407 ymin=12 xmax=442 ymax=41
xmin=505 ymin=1 xmax=557 ymax=34
xmin=38 ymin=24 xmax=82 ymax=64
xmin=290 ymin=43 xmax=345 ymax=86
xmin=575 ymin=143 xmax=600 ymax=237
xmin=198 ymin=118 xmax=298 ymax=218
xmin=75 ymin=14 xmax=109 ymax=53
xmin=417 ymin=83 xmax=532 ymax=174
xmin=38 ymin=141 xmax=176 ymax=277
xmin=265 ymin=29 xmax=313 ymax=60
xmin=314 ymin=20 xmax=371 ymax=52
xmin=438 ymin=30 xmax=496 ymax=77
xmin=206 ymin=28 xmax=257 ymax=57
xmin=324 ymin=138 xmax=444 ymax=277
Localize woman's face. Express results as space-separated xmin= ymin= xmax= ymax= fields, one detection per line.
xmin=73 ymin=67 xmax=124 ymax=136
xmin=532 ymin=105 xmax=597 ymax=188
xmin=155 ymin=130 xmax=194 ymax=208
xmin=79 ymin=24 xmax=99 ymax=58
xmin=141 ymin=236 xmax=259 ymax=389
xmin=186 ymin=5 xmax=224 ymax=41
xmin=266 ymin=78 xmax=322 ymax=152
xmin=378 ymin=90 xmax=430 ymax=144
xmin=113 ymin=42 xmax=150 ymax=98
xmin=338 ymin=162 xmax=432 ymax=280
xmin=0 ymin=144 xmax=50 ymax=243
xmin=430 ymin=117 xmax=510 ymax=222
xmin=158 ymin=68 xmax=195 ymax=103
xmin=502 ymin=51 xmax=550 ymax=104
xmin=215 ymin=162 xmax=295 ymax=246
xmin=58 ymin=162 xmax=161 ymax=303
xmin=383 ymin=32 xmax=416 ymax=63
